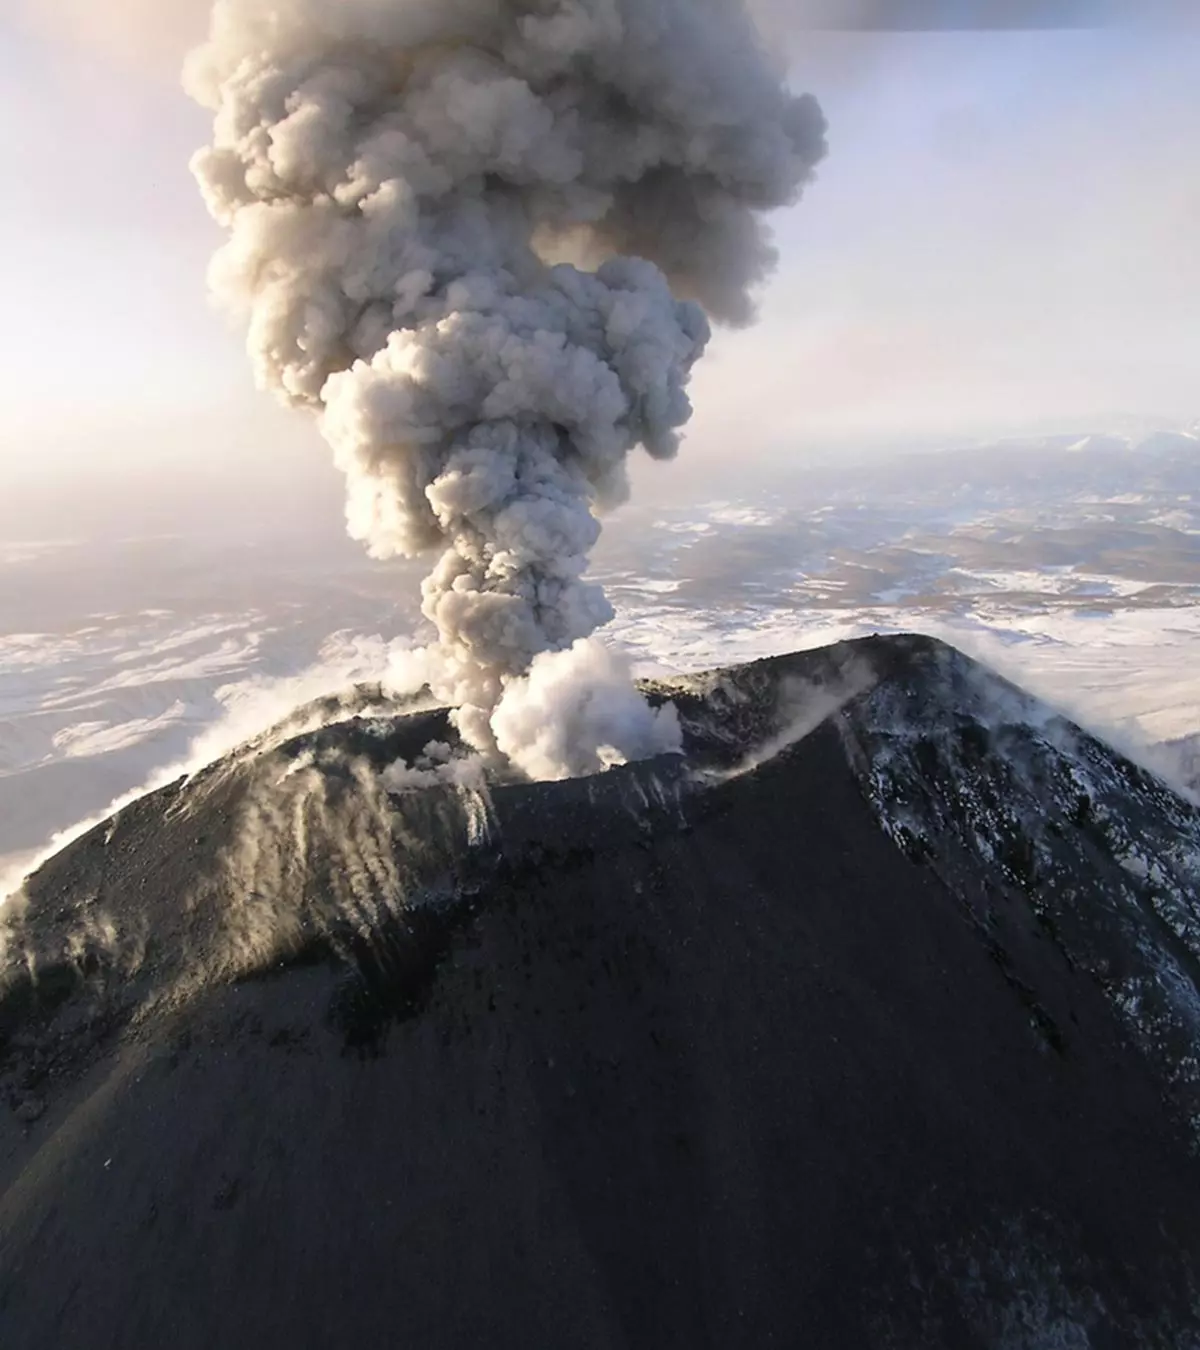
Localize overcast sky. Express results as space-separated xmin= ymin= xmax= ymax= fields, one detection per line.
xmin=1 ymin=3 xmax=1196 ymax=539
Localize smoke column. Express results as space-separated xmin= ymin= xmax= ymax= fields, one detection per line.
xmin=186 ymin=0 xmax=826 ymax=779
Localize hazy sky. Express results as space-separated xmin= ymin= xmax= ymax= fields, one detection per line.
xmin=1 ymin=3 xmax=1197 ymax=538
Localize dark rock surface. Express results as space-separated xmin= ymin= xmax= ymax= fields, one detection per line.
xmin=2 ymin=634 xmax=1200 ymax=1348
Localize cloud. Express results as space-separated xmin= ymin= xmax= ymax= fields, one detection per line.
xmin=750 ymin=0 xmax=1189 ymax=30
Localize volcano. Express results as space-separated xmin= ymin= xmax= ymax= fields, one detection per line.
xmin=3 ymin=634 xmax=1200 ymax=1348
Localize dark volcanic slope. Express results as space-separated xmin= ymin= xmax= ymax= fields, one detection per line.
xmin=3 ymin=634 xmax=1200 ymax=1349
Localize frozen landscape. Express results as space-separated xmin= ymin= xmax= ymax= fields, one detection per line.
xmin=3 ymin=421 xmax=1197 ymax=891
xmin=4 ymin=0 xmax=1199 ymax=1342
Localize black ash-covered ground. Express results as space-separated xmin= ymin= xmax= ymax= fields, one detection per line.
xmin=3 ymin=635 xmax=1200 ymax=1348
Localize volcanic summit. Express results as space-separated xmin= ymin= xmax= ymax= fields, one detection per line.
xmin=3 ymin=633 xmax=1200 ymax=1348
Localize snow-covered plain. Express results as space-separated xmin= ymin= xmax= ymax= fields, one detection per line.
xmin=1 ymin=428 xmax=1197 ymax=887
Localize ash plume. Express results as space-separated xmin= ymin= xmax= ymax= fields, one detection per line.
xmin=186 ymin=0 xmax=826 ymax=779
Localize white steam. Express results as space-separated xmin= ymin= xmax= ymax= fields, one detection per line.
xmin=491 ymin=638 xmax=682 ymax=781
xmin=186 ymin=0 xmax=825 ymax=779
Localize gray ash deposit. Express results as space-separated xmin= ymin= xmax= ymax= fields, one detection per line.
xmin=4 ymin=634 xmax=1200 ymax=1348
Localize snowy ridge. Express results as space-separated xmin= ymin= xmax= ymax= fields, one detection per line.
xmin=835 ymin=638 xmax=1200 ymax=1141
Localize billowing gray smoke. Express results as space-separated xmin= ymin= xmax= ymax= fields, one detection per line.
xmin=186 ymin=0 xmax=826 ymax=779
